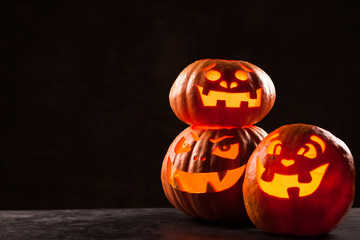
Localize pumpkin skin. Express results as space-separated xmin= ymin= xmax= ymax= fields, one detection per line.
xmin=243 ymin=124 xmax=355 ymax=236
xmin=169 ymin=59 xmax=276 ymax=128
xmin=161 ymin=125 xmax=267 ymax=222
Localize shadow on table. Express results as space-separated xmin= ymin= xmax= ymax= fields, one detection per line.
xmin=156 ymin=217 xmax=337 ymax=240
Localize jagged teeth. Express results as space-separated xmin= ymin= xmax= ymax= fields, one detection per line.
xmin=197 ymin=86 xmax=262 ymax=108
xmin=217 ymin=170 xmax=228 ymax=182
xmin=167 ymin=158 xmax=245 ymax=193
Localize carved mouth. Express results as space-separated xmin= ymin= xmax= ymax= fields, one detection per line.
xmin=197 ymin=85 xmax=262 ymax=108
xmin=256 ymin=157 xmax=329 ymax=198
xmin=166 ymin=158 xmax=245 ymax=193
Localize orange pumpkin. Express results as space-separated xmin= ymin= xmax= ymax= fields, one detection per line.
xmin=169 ymin=59 xmax=276 ymax=128
xmin=161 ymin=125 xmax=267 ymax=222
xmin=243 ymin=124 xmax=355 ymax=235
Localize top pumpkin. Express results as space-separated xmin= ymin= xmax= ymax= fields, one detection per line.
xmin=169 ymin=59 xmax=276 ymax=127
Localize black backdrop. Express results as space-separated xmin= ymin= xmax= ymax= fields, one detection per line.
xmin=1 ymin=0 xmax=359 ymax=209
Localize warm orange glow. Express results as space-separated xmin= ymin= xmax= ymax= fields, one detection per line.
xmin=174 ymin=137 xmax=191 ymax=154
xmin=209 ymin=135 xmax=233 ymax=143
xmin=311 ymin=135 xmax=326 ymax=153
xmin=219 ymin=81 xmax=239 ymax=89
xmin=202 ymin=63 xmax=216 ymax=72
xmin=191 ymin=125 xmax=239 ymax=130
xmin=206 ymin=70 xmax=221 ymax=81
xmin=297 ymin=147 xmax=306 ymax=155
xmin=256 ymin=157 xmax=329 ymax=198
xmin=197 ymin=85 xmax=262 ymax=108
xmin=220 ymin=81 xmax=228 ymax=88
xmin=235 ymin=70 xmax=248 ymax=81
xmin=266 ymin=133 xmax=280 ymax=142
xmin=212 ymin=143 xmax=239 ymax=160
xmin=281 ymin=159 xmax=295 ymax=167
xmin=230 ymin=82 xmax=238 ymax=89
xmin=297 ymin=143 xmax=318 ymax=159
xmin=266 ymin=140 xmax=282 ymax=155
xmin=190 ymin=132 xmax=201 ymax=141
xmin=303 ymin=143 xmax=317 ymax=159
xmin=166 ymin=158 xmax=246 ymax=193
xmin=239 ymin=63 xmax=254 ymax=72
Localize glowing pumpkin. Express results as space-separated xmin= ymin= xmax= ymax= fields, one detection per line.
xmin=169 ymin=59 xmax=276 ymax=128
xmin=243 ymin=124 xmax=355 ymax=236
xmin=161 ymin=125 xmax=267 ymax=222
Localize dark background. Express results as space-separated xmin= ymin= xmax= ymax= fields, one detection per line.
xmin=1 ymin=0 xmax=359 ymax=209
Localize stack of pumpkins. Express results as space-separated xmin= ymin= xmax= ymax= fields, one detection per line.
xmin=161 ymin=59 xmax=355 ymax=236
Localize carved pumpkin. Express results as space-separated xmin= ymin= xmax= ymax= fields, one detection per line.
xmin=243 ymin=124 xmax=355 ymax=235
xmin=169 ymin=59 xmax=276 ymax=127
xmin=161 ymin=125 xmax=267 ymax=222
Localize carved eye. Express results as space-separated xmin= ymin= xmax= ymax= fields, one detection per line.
xmin=212 ymin=143 xmax=239 ymax=159
xmin=174 ymin=137 xmax=191 ymax=154
xmin=235 ymin=70 xmax=248 ymax=81
xmin=205 ymin=70 xmax=221 ymax=81
xmin=297 ymin=143 xmax=317 ymax=159
xmin=266 ymin=140 xmax=282 ymax=155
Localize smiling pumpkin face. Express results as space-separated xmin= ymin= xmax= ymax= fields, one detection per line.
xmin=243 ymin=124 xmax=355 ymax=235
xmin=161 ymin=125 xmax=267 ymax=222
xmin=169 ymin=59 xmax=276 ymax=127
xmin=256 ymin=131 xmax=329 ymax=199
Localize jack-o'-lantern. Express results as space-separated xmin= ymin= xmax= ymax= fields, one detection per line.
xmin=243 ymin=124 xmax=355 ymax=236
xmin=161 ymin=125 xmax=267 ymax=222
xmin=169 ymin=59 xmax=276 ymax=127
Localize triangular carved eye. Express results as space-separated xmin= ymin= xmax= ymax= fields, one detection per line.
xmin=266 ymin=140 xmax=282 ymax=155
xmin=209 ymin=135 xmax=239 ymax=160
xmin=212 ymin=143 xmax=239 ymax=160
xmin=297 ymin=143 xmax=317 ymax=159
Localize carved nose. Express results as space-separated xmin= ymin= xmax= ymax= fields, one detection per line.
xmin=219 ymin=81 xmax=238 ymax=89
xmin=281 ymin=159 xmax=295 ymax=167
xmin=193 ymin=156 xmax=207 ymax=161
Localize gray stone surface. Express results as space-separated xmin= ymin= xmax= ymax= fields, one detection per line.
xmin=0 ymin=208 xmax=358 ymax=239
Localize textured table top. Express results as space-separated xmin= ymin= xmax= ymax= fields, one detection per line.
xmin=0 ymin=208 xmax=358 ymax=239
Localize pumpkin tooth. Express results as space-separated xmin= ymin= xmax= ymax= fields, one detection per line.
xmin=173 ymin=176 xmax=184 ymax=192
xmin=201 ymin=86 xmax=210 ymax=95
xmin=261 ymin=167 xmax=275 ymax=182
xmin=249 ymin=88 xmax=258 ymax=99
xmin=298 ymin=171 xmax=312 ymax=183
xmin=217 ymin=170 xmax=228 ymax=182
xmin=206 ymin=182 xmax=217 ymax=193
xmin=287 ymin=187 xmax=300 ymax=198
xmin=197 ymin=85 xmax=262 ymax=108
